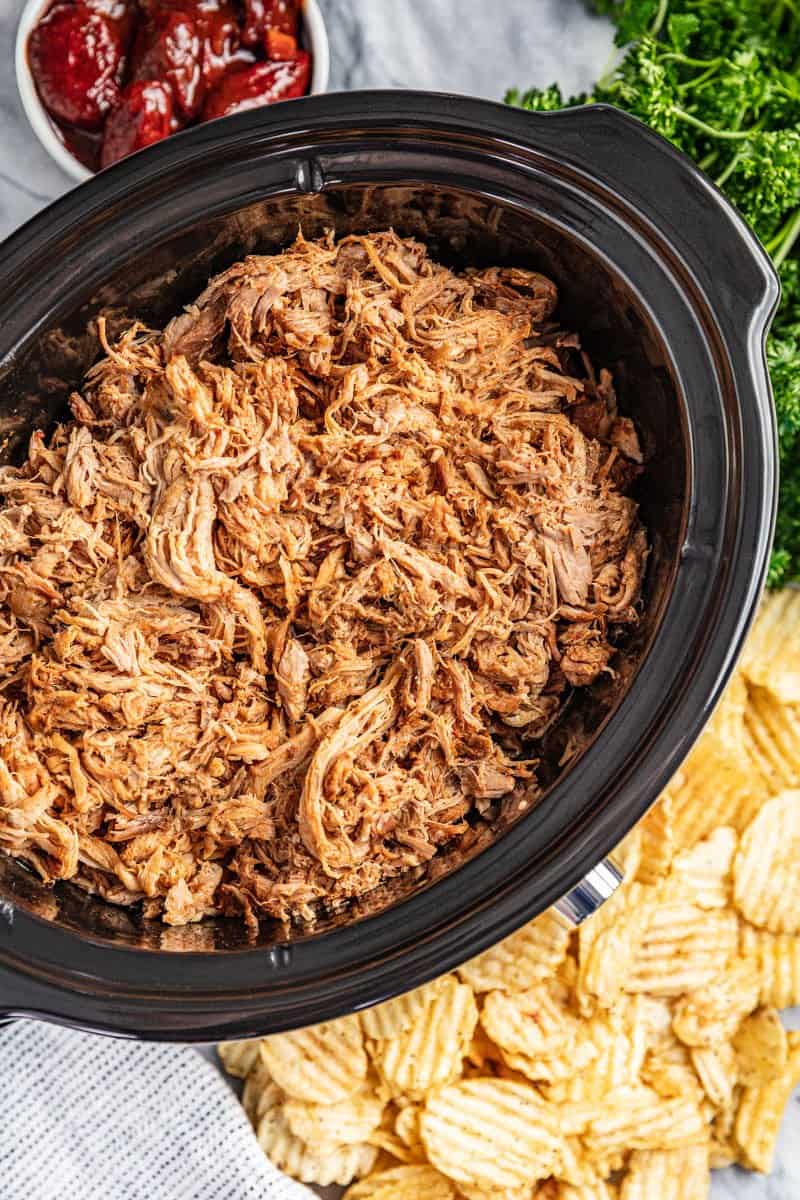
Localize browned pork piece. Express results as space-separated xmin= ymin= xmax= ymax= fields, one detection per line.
xmin=0 ymin=231 xmax=647 ymax=927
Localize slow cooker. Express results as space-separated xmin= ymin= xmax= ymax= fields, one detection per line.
xmin=0 ymin=92 xmax=778 ymax=1038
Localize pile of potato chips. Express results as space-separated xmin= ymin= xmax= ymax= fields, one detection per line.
xmin=219 ymin=590 xmax=800 ymax=1199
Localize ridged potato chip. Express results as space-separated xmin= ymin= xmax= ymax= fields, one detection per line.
xmin=669 ymin=757 xmax=765 ymax=850
xmin=641 ymin=1044 xmax=704 ymax=1105
xmin=366 ymin=1104 xmax=426 ymax=1162
xmin=360 ymin=979 xmax=445 ymax=1040
xmin=624 ymin=898 xmax=738 ymax=995
xmin=732 ymin=1006 xmax=788 ymax=1086
xmin=365 ymin=1130 xmax=419 ymax=1163
xmin=457 ymin=912 xmax=570 ymax=993
xmin=283 ymin=1093 xmax=385 ymax=1154
xmin=740 ymin=588 xmax=800 ymax=703
xmin=556 ymin=1136 xmax=607 ymax=1188
xmin=744 ymin=686 xmax=800 ymax=791
xmin=465 ymin=1028 xmax=504 ymax=1070
xmin=420 ymin=1078 xmax=564 ymax=1189
xmin=371 ymin=976 xmax=477 ymax=1099
xmin=553 ymin=1100 xmax=609 ymax=1137
xmin=740 ymin=923 xmax=800 ymax=1006
xmin=636 ymin=796 xmax=674 ymax=884
xmin=669 ymin=826 xmax=737 ymax=909
xmin=708 ymin=672 xmax=749 ymax=743
xmin=343 ymin=1163 xmax=458 ymax=1199
xmin=668 ymin=676 xmax=767 ymax=848
xmin=241 ymin=1058 xmax=282 ymax=1125
xmin=614 ymin=825 xmax=643 ymax=881
xmin=690 ymin=1042 xmax=737 ymax=1110
xmin=217 ymin=1038 xmax=261 ymax=1078
xmin=395 ymin=1103 xmax=424 ymax=1150
xmin=734 ymin=790 xmax=800 ymax=933
xmin=734 ymin=1032 xmax=800 ymax=1171
xmin=583 ymin=1085 xmax=706 ymax=1159
xmin=672 ymin=958 xmax=761 ymax=1047
xmin=578 ymin=883 xmax=656 ymax=1011
xmin=259 ymin=1014 xmax=367 ymax=1103
xmin=546 ymin=1006 xmax=645 ymax=1104
xmin=480 ymin=983 xmax=575 ymax=1062
xmin=710 ymin=1142 xmax=737 ymax=1171
xmin=709 ymin=1102 xmax=738 ymax=1169
xmin=257 ymin=1105 xmax=378 ymax=1185
xmin=619 ymin=1143 xmax=710 ymax=1200
xmin=499 ymin=1036 xmax=596 ymax=1087
xmin=635 ymin=995 xmax=676 ymax=1051
xmin=615 ymin=994 xmax=663 ymax=1065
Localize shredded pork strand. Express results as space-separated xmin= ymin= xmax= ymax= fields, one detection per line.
xmin=0 ymin=232 xmax=647 ymax=927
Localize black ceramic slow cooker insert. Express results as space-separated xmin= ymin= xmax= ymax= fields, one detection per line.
xmin=0 ymin=93 xmax=778 ymax=1039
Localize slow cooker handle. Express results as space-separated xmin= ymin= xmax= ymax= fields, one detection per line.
xmin=529 ymin=103 xmax=780 ymax=334
xmin=553 ymin=856 xmax=622 ymax=925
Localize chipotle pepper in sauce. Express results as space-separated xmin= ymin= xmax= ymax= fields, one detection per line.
xmin=196 ymin=1 xmax=248 ymax=92
xmin=201 ymin=51 xmax=310 ymax=119
xmin=129 ymin=8 xmax=204 ymax=120
xmin=101 ymin=79 xmax=175 ymax=167
xmin=136 ymin=0 xmax=247 ymax=94
xmin=28 ymin=2 xmax=126 ymax=130
xmin=27 ymin=0 xmax=313 ymax=172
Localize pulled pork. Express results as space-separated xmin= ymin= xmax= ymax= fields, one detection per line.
xmin=0 ymin=232 xmax=647 ymax=927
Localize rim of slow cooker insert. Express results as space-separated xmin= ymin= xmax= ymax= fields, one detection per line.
xmin=0 ymin=94 xmax=779 ymax=1038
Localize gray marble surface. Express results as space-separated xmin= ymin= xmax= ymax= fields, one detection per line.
xmin=1 ymin=0 xmax=798 ymax=1193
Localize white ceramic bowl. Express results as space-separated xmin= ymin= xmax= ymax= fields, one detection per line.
xmin=15 ymin=0 xmax=330 ymax=183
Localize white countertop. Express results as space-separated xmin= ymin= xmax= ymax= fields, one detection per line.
xmin=1 ymin=0 xmax=798 ymax=1192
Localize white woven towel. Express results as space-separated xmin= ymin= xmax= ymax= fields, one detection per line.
xmin=0 ymin=1020 xmax=314 ymax=1200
